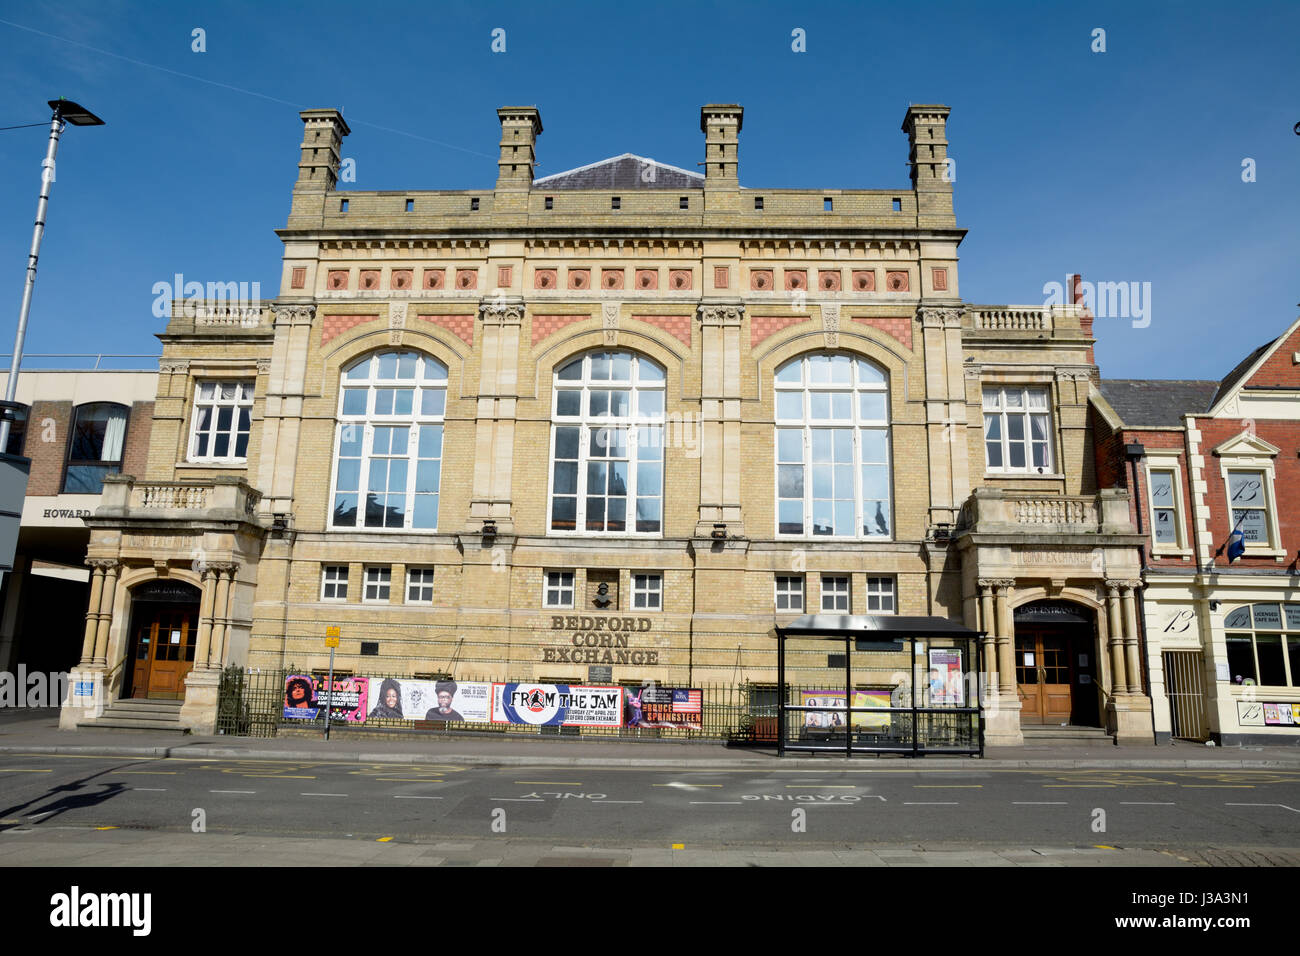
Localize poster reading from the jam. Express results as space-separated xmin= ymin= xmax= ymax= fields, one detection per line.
xmin=491 ymin=683 xmax=622 ymax=727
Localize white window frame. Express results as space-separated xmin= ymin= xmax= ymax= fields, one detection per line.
xmin=821 ymin=575 xmax=850 ymax=612
xmin=631 ymin=572 xmax=662 ymax=611
xmin=547 ymin=351 xmax=666 ymax=537
xmin=363 ymin=566 xmax=391 ymax=603
xmin=544 ymin=570 xmax=576 ymax=609
xmin=982 ymin=385 xmax=1054 ymax=475
xmin=321 ymin=565 xmax=349 ymax=602
xmin=865 ymin=576 xmax=895 ymax=613
xmin=329 ymin=350 xmax=448 ymax=532
xmin=1216 ymin=432 xmax=1284 ymax=559
xmin=1223 ymin=603 xmax=1300 ymax=688
xmin=1145 ymin=454 xmax=1191 ymax=556
xmin=406 ymin=567 xmax=435 ymax=604
xmin=774 ymin=575 xmax=805 ymax=612
xmin=188 ymin=380 xmax=255 ymax=462
xmin=774 ymin=352 xmax=893 ymax=540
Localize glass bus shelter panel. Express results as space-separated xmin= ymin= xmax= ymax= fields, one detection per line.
xmin=782 ymin=636 xmax=854 ymax=750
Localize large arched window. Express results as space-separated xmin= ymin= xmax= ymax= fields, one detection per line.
xmin=774 ymin=353 xmax=891 ymax=538
xmin=549 ymin=351 xmax=665 ymax=534
xmin=330 ymin=350 xmax=447 ymax=530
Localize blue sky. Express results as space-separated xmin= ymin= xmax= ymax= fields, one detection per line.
xmin=0 ymin=0 xmax=1295 ymax=380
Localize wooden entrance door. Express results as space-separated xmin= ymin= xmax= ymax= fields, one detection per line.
xmin=1016 ymin=629 xmax=1073 ymax=724
xmin=130 ymin=607 xmax=198 ymax=699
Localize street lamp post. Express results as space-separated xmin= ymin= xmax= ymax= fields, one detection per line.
xmin=0 ymin=98 xmax=104 ymax=452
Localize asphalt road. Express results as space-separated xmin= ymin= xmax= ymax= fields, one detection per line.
xmin=1 ymin=753 xmax=1298 ymax=854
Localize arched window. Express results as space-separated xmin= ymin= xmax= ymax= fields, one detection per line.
xmin=549 ymin=351 xmax=665 ymax=534
xmin=330 ymin=350 xmax=447 ymax=530
xmin=774 ymin=353 xmax=891 ymax=538
xmin=64 ymin=402 xmax=128 ymax=493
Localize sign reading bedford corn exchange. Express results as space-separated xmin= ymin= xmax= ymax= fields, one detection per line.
xmin=544 ymin=615 xmax=662 ymax=665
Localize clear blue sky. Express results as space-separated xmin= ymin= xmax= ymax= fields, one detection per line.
xmin=0 ymin=0 xmax=1295 ymax=380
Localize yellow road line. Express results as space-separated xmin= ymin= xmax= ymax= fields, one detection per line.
xmin=0 ymin=769 xmax=51 ymax=773
xmin=242 ymin=774 xmax=316 ymax=779
xmin=1183 ymin=785 xmax=1255 ymax=789
xmin=118 ymin=771 xmax=178 ymax=775
xmin=788 ymin=784 xmax=858 ymax=789
xmin=1044 ymin=785 xmax=1116 ymax=788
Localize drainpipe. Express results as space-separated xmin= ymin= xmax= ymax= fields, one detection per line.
xmin=1124 ymin=440 xmax=1158 ymax=744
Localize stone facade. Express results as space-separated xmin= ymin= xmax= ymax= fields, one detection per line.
xmin=65 ymin=103 xmax=1149 ymax=742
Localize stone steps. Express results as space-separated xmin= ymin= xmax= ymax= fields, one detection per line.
xmin=77 ymin=698 xmax=187 ymax=734
xmin=1021 ymin=724 xmax=1113 ymax=746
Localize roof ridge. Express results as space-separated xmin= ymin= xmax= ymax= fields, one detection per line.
xmin=533 ymin=152 xmax=704 ymax=185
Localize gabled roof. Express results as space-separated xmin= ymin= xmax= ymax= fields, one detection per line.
xmin=1210 ymin=339 xmax=1276 ymax=409
xmin=533 ymin=153 xmax=704 ymax=190
xmin=1206 ymin=314 xmax=1300 ymax=415
xmin=1098 ymin=380 xmax=1218 ymax=427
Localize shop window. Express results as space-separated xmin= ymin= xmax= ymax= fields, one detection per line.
xmin=775 ymin=353 xmax=891 ymax=538
xmin=983 ymin=386 xmax=1052 ymax=474
xmin=548 ymin=351 xmax=665 ymax=535
xmin=189 ymin=381 xmax=254 ymax=462
xmin=63 ymin=402 xmax=128 ymax=493
xmin=1223 ymin=604 xmax=1300 ymax=687
xmin=330 ymin=350 xmax=447 ymax=531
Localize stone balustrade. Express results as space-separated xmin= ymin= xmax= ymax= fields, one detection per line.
xmin=958 ymin=487 xmax=1133 ymax=535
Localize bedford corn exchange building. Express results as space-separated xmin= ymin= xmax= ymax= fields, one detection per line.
xmin=59 ymin=103 xmax=1152 ymax=746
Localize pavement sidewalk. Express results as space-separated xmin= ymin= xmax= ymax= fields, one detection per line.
xmin=3 ymin=708 xmax=1299 ymax=769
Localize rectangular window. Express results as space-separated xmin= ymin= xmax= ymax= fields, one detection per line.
xmin=363 ymin=566 xmax=391 ymax=602
xmin=406 ymin=567 xmax=434 ymax=604
xmin=983 ymin=386 xmax=1052 ymax=473
xmin=775 ymin=575 xmax=804 ymax=612
xmin=404 ymin=198 xmax=414 ymax=212
xmin=611 ymin=196 xmax=621 ymax=210
xmin=545 ymin=196 xmax=553 ymax=210
xmin=891 ymin=198 xmax=901 ymax=212
xmin=470 ymin=197 xmax=479 ymax=211
xmin=339 ymin=199 xmax=348 ymax=212
xmin=632 ymin=573 xmax=662 ymax=610
xmin=865 ymin=577 xmax=895 ymax=612
xmin=823 ymin=197 xmax=833 ymax=211
xmin=321 ymin=566 xmax=348 ymax=601
xmin=821 ymin=575 xmax=850 ymax=612
xmin=679 ymin=196 xmax=689 ymax=210
xmin=1227 ymin=470 xmax=1271 ymax=545
xmin=63 ymin=403 xmax=128 ymax=493
xmin=1148 ymin=466 xmax=1183 ymax=547
xmin=754 ymin=196 xmax=764 ymax=211
xmin=544 ymin=570 xmax=575 ymax=608
xmin=189 ymin=381 xmax=254 ymax=461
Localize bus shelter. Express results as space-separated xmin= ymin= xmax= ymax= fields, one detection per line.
xmin=774 ymin=614 xmax=984 ymax=757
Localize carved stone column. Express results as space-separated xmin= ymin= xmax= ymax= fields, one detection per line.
xmin=1104 ymin=581 xmax=1127 ymax=695
xmin=977 ymin=579 xmax=998 ymax=693
xmin=91 ymin=562 xmax=119 ymax=666
xmin=79 ymin=562 xmax=106 ymax=665
xmin=192 ymin=567 xmax=217 ymax=670
xmin=207 ymin=564 xmax=235 ymax=669
xmin=1121 ymin=583 xmax=1143 ymax=694
xmin=992 ymin=579 xmax=1016 ymax=694
xmin=468 ymin=298 xmax=524 ymax=533
xmin=257 ymin=303 xmax=317 ymax=516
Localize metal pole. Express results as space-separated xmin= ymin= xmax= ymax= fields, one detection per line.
xmin=776 ymin=626 xmax=785 ymax=757
xmin=324 ymin=646 xmax=336 ymax=740
xmin=844 ymin=635 xmax=852 ymax=759
xmin=1 ymin=108 xmax=65 ymax=451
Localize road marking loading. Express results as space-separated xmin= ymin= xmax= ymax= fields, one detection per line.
xmin=690 ymin=801 xmax=742 ymax=805
xmin=914 ymin=784 xmax=982 ymax=789
xmin=1225 ymin=803 xmax=1300 ymax=813
xmin=787 ymin=784 xmax=857 ymax=789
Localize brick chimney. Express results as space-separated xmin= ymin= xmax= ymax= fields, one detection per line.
xmin=701 ymin=104 xmax=743 ymax=187
xmin=1072 ymin=273 xmax=1097 ymax=366
xmin=496 ymin=106 xmax=542 ymax=190
xmin=295 ymin=109 xmax=350 ymax=192
xmin=901 ymin=104 xmax=953 ymax=225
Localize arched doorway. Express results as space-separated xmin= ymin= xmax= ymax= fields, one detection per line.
xmin=1013 ymin=600 xmax=1100 ymax=727
xmin=123 ymin=580 xmax=201 ymax=700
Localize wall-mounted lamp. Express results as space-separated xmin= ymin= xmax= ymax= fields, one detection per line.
xmin=711 ymin=522 xmax=727 ymax=539
xmin=1209 ymin=600 xmax=1220 ymax=611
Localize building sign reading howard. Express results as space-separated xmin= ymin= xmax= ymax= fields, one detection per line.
xmin=544 ymin=615 xmax=661 ymax=665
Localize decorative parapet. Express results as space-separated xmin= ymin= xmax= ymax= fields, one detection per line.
xmin=94 ymin=475 xmax=264 ymax=526
xmin=965 ymin=303 xmax=1087 ymax=334
xmin=957 ymin=487 xmax=1134 ymax=535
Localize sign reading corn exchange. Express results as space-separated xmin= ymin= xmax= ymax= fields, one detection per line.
xmin=544 ymin=615 xmax=662 ymax=665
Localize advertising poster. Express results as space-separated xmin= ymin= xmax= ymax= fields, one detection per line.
xmin=927 ymin=648 xmax=965 ymax=706
xmin=626 ymin=686 xmax=703 ymax=729
xmin=283 ymin=674 xmax=318 ymax=719
xmin=491 ymin=683 xmax=622 ymax=727
xmin=800 ymin=690 xmax=891 ymax=730
xmin=365 ymin=677 xmax=491 ymax=723
xmin=282 ymin=674 xmax=368 ymax=721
